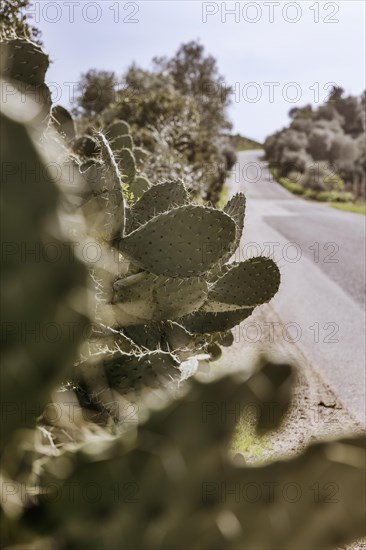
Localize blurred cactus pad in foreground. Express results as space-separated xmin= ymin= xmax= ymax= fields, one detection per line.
xmin=0 ymin=38 xmax=365 ymax=549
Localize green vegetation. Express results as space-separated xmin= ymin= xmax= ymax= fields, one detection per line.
xmin=73 ymin=41 xmax=237 ymax=204
xmin=265 ymin=87 xmax=365 ymax=200
xmin=217 ymin=183 xmax=229 ymax=208
xmin=274 ymin=174 xmax=304 ymax=196
xmin=0 ymin=0 xmax=42 ymax=43
xmin=329 ymin=201 xmax=366 ymax=214
xmin=1 ymin=36 xmax=282 ymax=411
xmin=271 ymin=167 xmax=358 ymax=204
xmin=232 ymin=415 xmax=272 ymax=460
xmin=229 ymin=133 xmax=262 ymax=151
xmin=1 ymin=36 xmax=366 ymax=550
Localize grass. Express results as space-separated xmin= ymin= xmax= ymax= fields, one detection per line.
xmin=211 ymin=360 xmax=271 ymax=461
xmin=232 ymin=416 xmax=271 ymax=461
xmin=228 ymin=134 xmax=262 ymax=152
xmin=236 ymin=144 xmax=263 ymax=152
xmin=277 ymin=176 xmax=304 ymax=195
xmin=328 ymin=202 xmax=366 ymax=215
xmin=217 ymin=183 xmax=229 ymax=209
xmin=271 ymin=167 xmax=365 ymax=214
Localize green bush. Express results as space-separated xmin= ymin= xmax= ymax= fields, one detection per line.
xmin=277 ymin=174 xmax=355 ymax=203
xmin=330 ymin=202 xmax=366 ymax=214
xmin=264 ymin=88 xmax=365 ymax=198
xmin=317 ymin=190 xmax=355 ymax=202
xmin=303 ymin=188 xmax=318 ymax=199
xmin=279 ymin=177 xmax=305 ymax=195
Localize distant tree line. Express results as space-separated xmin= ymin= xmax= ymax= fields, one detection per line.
xmin=264 ymin=87 xmax=366 ymax=198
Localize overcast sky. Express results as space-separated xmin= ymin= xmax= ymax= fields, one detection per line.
xmin=31 ymin=0 xmax=365 ymax=141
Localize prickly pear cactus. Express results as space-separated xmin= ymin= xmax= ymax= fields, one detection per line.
xmin=77 ymin=133 xmax=126 ymax=244
xmin=204 ymin=258 xmax=280 ymax=311
xmin=119 ymin=205 xmax=237 ymax=277
xmin=222 ymin=192 xmax=246 ymax=262
xmin=51 ymin=105 xmax=76 ymax=142
xmin=52 ymin=109 xmax=283 ymax=403
xmin=130 ymin=175 xmax=151 ymax=200
xmin=3 ymin=361 xmax=366 ymax=550
xmin=2 ymin=41 xmax=282 ymax=406
xmin=0 ymin=38 xmax=52 ymax=125
xmin=179 ymin=307 xmax=255 ymax=334
xmin=112 ymin=272 xmax=208 ymax=323
xmin=126 ymin=179 xmax=189 ymax=232
xmin=0 ymin=101 xmax=88 ymax=450
xmin=72 ymin=135 xmax=100 ymax=158
xmin=0 ymin=38 xmax=49 ymax=86
xmin=1 ymin=40 xmax=365 ymax=550
xmin=118 ymin=147 xmax=136 ymax=184
xmin=105 ymin=119 xmax=131 ymax=140
xmin=71 ymin=118 xmax=149 ymax=197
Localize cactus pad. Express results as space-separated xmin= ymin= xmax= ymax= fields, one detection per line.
xmin=77 ymin=350 xmax=180 ymax=397
xmin=0 ymin=38 xmax=52 ymax=124
xmin=223 ymin=192 xmax=246 ymax=257
xmin=129 ymin=175 xmax=152 ymax=200
xmin=216 ymin=330 xmax=234 ymax=347
xmin=123 ymin=323 xmax=163 ymax=350
xmin=112 ymin=272 xmax=208 ymax=322
xmin=79 ymin=136 xmax=126 ymax=242
xmin=179 ymin=307 xmax=254 ymax=333
xmin=119 ymin=205 xmax=236 ymax=277
xmin=118 ymin=147 xmax=136 ymax=183
xmin=112 ymin=134 xmax=134 ymax=152
xmin=51 ymin=105 xmax=76 ymax=142
xmin=72 ymin=135 xmax=100 ymax=158
xmin=126 ymin=180 xmax=189 ymax=232
xmin=0 ymin=38 xmax=49 ymax=87
xmin=105 ymin=120 xmax=131 ymax=140
xmin=133 ymin=146 xmax=148 ymax=165
xmin=124 ymin=321 xmax=199 ymax=360
xmin=206 ymin=257 xmax=280 ymax=310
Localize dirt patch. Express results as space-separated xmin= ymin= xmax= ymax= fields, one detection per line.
xmin=262 ymin=341 xmax=362 ymax=462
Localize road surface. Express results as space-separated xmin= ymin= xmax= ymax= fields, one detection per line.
xmin=227 ymin=150 xmax=366 ymax=426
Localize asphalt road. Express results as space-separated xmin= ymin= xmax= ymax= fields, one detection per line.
xmin=227 ymin=150 xmax=366 ymax=426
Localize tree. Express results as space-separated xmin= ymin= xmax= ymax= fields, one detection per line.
xmin=264 ymin=87 xmax=365 ymax=197
xmin=327 ymin=85 xmax=345 ymax=103
xmin=154 ymin=41 xmax=232 ymax=132
xmin=289 ymin=104 xmax=313 ymax=120
xmin=0 ymin=0 xmax=42 ymax=43
xmin=73 ymin=70 xmax=118 ymax=118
